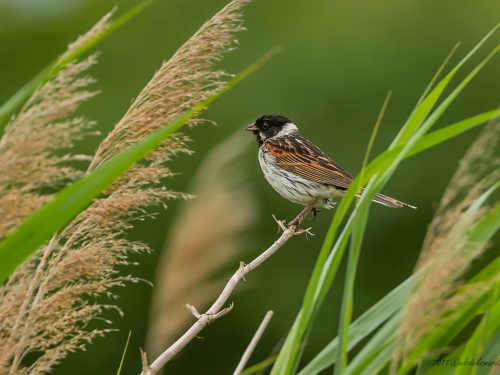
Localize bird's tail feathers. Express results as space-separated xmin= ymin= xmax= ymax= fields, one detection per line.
xmin=357 ymin=189 xmax=416 ymax=209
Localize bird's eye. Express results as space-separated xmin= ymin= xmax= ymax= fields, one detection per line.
xmin=262 ymin=122 xmax=269 ymax=130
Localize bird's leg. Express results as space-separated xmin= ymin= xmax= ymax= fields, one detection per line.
xmin=309 ymin=208 xmax=322 ymax=220
xmin=288 ymin=203 xmax=315 ymax=229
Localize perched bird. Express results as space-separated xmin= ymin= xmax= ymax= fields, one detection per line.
xmin=245 ymin=114 xmax=415 ymax=219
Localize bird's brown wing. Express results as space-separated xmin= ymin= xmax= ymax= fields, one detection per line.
xmin=265 ymin=135 xmax=353 ymax=189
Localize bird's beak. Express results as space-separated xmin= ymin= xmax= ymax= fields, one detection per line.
xmin=245 ymin=123 xmax=258 ymax=132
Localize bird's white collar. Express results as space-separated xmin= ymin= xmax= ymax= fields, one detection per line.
xmin=279 ymin=123 xmax=298 ymax=136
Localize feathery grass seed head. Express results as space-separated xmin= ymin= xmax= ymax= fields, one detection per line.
xmin=0 ymin=1 xmax=251 ymax=373
xmin=395 ymin=119 xmax=500 ymax=364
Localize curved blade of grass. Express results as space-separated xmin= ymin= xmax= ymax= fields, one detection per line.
xmin=372 ymin=44 xmax=500 ymax=205
xmin=454 ymin=273 xmax=500 ymax=375
xmin=397 ymin=202 xmax=500 ymax=374
xmin=239 ymin=355 xmax=278 ymax=375
xmin=395 ymin=292 xmax=492 ymax=375
xmin=335 ymin=109 xmax=500 ymax=198
xmin=477 ymin=330 xmax=500 ymax=375
xmin=416 ymin=358 xmax=432 ymax=375
xmin=391 ymin=192 xmax=500 ymax=375
xmin=329 ymin=42 xmax=500 ymax=303
xmin=390 ymin=24 xmax=499 ymax=148
xmin=414 ymin=43 xmax=460 ymax=109
xmin=357 ymin=92 xmax=391 ymax=197
xmin=405 ymin=109 xmax=500 ymax=159
xmin=345 ymin=314 xmax=402 ymax=375
xmin=334 ymin=94 xmax=391 ymax=374
xmin=335 ymin=203 xmax=370 ymax=374
xmin=271 ymin=33 xmax=500 ymax=374
xmin=348 ymin=257 xmax=500 ymax=375
xmin=0 ymin=1 xmax=154 ymax=126
xmin=116 ymin=331 xmax=132 ymax=375
xmin=338 ymin=93 xmax=393 ymax=375
xmin=297 ymin=276 xmax=414 ymax=375
xmin=348 ymin=258 xmax=500 ymax=375
xmin=0 ymin=47 xmax=280 ymax=283
xmin=341 ymin=259 xmax=500 ymax=375
xmin=284 ymin=104 xmax=500 ymax=375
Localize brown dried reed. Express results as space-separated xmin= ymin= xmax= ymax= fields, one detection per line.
xmin=394 ymin=119 xmax=500 ymax=364
xmin=0 ymin=55 xmax=99 ymax=240
xmin=0 ymin=1 xmax=250 ymax=373
xmin=145 ymin=132 xmax=258 ymax=359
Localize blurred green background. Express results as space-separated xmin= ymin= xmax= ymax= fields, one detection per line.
xmin=2 ymin=0 xmax=500 ymax=374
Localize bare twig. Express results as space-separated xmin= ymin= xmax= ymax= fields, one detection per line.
xmin=233 ymin=310 xmax=274 ymax=375
xmin=140 ymin=349 xmax=152 ymax=375
xmin=139 ymin=203 xmax=314 ymax=375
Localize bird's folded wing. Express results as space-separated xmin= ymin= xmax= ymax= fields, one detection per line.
xmin=265 ymin=137 xmax=353 ymax=189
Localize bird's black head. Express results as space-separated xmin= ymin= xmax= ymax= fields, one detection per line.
xmin=245 ymin=114 xmax=294 ymax=146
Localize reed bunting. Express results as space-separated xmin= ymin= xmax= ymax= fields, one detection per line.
xmin=245 ymin=114 xmax=415 ymax=218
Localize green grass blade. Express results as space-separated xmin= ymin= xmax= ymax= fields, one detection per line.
xmin=358 ymin=344 xmax=394 ymax=375
xmin=297 ymin=276 xmax=414 ymax=375
xmin=116 ymin=331 xmax=132 ymax=375
xmin=336 ymin=91 xmax=394 ymax=374
xmin=357 ymin=92 xmax=391 ymax=196
xmin=469 ymin=200 xmax=500 ymax=243
xmin=271 ymin=31 xmax=500 ymax=374
xmin=0 ymin=48 xmax=279 ymax=283
xmin=0 ymin=1 xmax=153 ymax=126
xmin=345 ymin=261 xmax=500 ymax=375
xmin=332 ymin=41 xmax=500 ymax=293
xmin=416 ymin=359 xmax=432 ymax=375
xmin=332 ymin=45 xmax=499 ymax=371
xmin=343 ymin=259 xmax=500 ymax=375
xmin=454 ymin=275 xmax=500 ymax=375
xmin=342 ymin=109 xmax=500 ymax=199
xmin=298 ymin=106 xmax=500 ymax=375
xmin=344 ymin=314 xmax=401 ymax=375
xmin=398 ymin=202 xmax=500 ymax=374
xmin=414 ymin=43 xmax=460 ymax=108
xmin=239 ymin=355 xmax=278 ymax=375
xmin=390 ymin=24 xmax=499 ymax=148
xmin=335 ymin=203 xmax=370 ymax=375
xmin=476 ymin=330 xmax=500 ymax=375
xmin=405 ymin=109 xmax=500 ymax=158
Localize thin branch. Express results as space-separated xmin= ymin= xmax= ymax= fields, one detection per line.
xmin=233 ymin=310 xmax=274 ymax=375
xmin=139 ymin=203 xmax=315 ymax=375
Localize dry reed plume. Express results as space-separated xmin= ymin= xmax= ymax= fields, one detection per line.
xmin=0 ymin=6 xmax=116 ymax=239
xmin=0 ymin=55 xmax=99 ymax=240
xmin=0 ymin=0 xmax=250 ymax=373
xmin=146 ymin=132 xmax=258 ymax=359
xmin=394 ymin=118 xmax=500 ymax=365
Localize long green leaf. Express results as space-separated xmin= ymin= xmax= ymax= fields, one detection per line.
xmin=345 ymin=314 xmax=401 ymax=375
xmin=240 ymin=356 xmax=278 ymax=375
xmin=297 ymin=276 xmax=414 ymax=375
xmin=348 ymin=257 xmax=500 ymax=375
xmin=477 ymin=329 xmax=500 ymax=375
xmin=116 ymin=331 xmax=132 ymax=375
xmin=454 ymin=273 xmax=500 ymax=375
xmin=335 ymin=203 xmax=370 ymax=375
xmin=334 ymin=45 xmax=499 ymax=371
xmin=397 ymin=202 xmax=500 ymax=374
xmin=0 ymin=1 xmax=154 ymax=126
xmin=390 ymin=24 xmax=499 ymax=148
xmin=302 ymin=105 xmax=500 ymax=375
xmin=0 ymin=48 xmax=280 ymax=283
xmin=271 ymin=30 xmax=500 ymax=374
